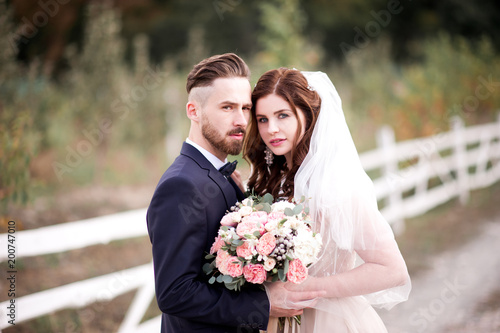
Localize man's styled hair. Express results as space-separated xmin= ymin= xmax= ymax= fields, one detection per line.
xmin=186 ymin=53 xmax=250 ymax=94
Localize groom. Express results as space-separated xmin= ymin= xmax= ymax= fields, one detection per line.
xmin=147 ymin=53 xmax=320 ymax=333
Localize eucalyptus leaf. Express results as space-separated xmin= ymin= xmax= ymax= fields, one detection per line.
xmin=263 ymin=193 xmax=274 ymax=204
xmin=205 ymin=254 xmax=215 ymax=260
xmin=209 ymin=276 xmax=216 ymax=284
xmin=284 ymin=259 xmax=290 ymax=275
xmin=216 ymin=275 xmax=224 ymax=283
xmin=293 ymin=204 xmax=303 ymax=215
xmin=253 ymin=230 xmax=261 ymax=237
xmin=232 ymin=239 xmax=244 ymax=246
xmin=221 ymin=226 xmax=229 ymax=231
xmin=202 ymin=263 xmax=212 ymax=274
xmin=261 ymin=202 xmax=271 ymax=213
xmin=222 ymin=275 xmax=233 ymax=283
xmin=278 ymin=269 xmax=285 ymax=281
xmin=284 ymin=208 xmax=294 ymax=216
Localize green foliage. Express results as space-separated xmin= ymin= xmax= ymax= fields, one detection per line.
xmin=256 ymin=0 xmax=322 ymax=70
xmin=0 ymin=5 xmax=40 ymax=208
xmin=0 ymin=2 xmax=181 ymax=211
xmin=341 ymin=34 xmax=500 ymax=149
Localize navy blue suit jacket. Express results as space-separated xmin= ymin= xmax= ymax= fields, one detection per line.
xmin=147 ymin=142 xmax=270 ymax=332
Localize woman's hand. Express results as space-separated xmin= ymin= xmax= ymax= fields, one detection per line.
xmin=284 ymin=277 xmax=320 ymax=293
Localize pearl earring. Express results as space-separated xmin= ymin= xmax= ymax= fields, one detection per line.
xmin=264 ymin=147 xmax=274 ymax=166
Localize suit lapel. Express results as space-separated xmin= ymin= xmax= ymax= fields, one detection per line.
xmin=180 ymin=142 xmax=239 ymax=208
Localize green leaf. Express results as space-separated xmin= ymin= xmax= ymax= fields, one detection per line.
xmin=293 ymin=204 xmax=303 ymax=215
xmin=221 ymin=226 xmax=229 ymax=231
xmin=253 ymin=230 xmax=261 ymax=237
xmin=284 ymin=208 xmax=294 ymax=216
xmin=208 ymin=276 xmax=216 ymax=284
xmin=284 ymin=259 xmax=290 ymax=275
xmin=216 ymin=275 xmax=224 ymax=283
xmin=263 ymin=193 xmax=274 ymax=204
xmin=278 ymin=269 xmax=285 ymax=281
xmin=222 ymin=275 xmax=233 ymax=283
xmin=205 ymin=254 xmax=215 ymax=260
xmin=261 ymin=202 xmax=271 ymax=213
xmin=232 ymin=239 xmax=244 ymax=246
xmin=202 ymin=263 xmax=212 ymax=274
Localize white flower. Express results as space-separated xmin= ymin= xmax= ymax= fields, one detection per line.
xmin=271 ymin=200 xmax=295 ymax=213
xmin=238 ymin=205 xmax=253 ymax=217
xmin=231 ymin=212 xmax=242 ymax=223
xmin=218 ymin=227 xmax=238 ymax=243
xmin=241 ymin=197 xmax=254 ymax=207
xmin=264 ymin=219 xmax=279 ymax=232
xmin=292 ymin=229 xmax=322 ymax=266
xmin=263 ymin=258 xmax=276 ymax=271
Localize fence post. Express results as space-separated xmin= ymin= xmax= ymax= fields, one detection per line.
xmin=451 ymin=116 xmax=469 ymax=204
xmin=377 ymin=125 xmax=404 ymax=234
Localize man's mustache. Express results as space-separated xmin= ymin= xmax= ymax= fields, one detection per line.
xmin=228 ymin=128 xmax=245 ymax=136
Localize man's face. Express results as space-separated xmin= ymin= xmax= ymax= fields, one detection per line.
xmin=198 ymin=77 xmax=252 ymax=156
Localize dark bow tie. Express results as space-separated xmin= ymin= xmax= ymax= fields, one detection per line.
xmin=219 ymin=160 xmax=237 ymax=178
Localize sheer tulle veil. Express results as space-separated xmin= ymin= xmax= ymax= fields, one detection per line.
xmin=294 ymin=71 xmax=411 ymax=310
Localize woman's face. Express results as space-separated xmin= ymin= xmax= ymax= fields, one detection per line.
xmin=255 ymin=93 xmax=306 ymax=168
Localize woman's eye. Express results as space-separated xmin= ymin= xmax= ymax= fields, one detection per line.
xmin=278 ymin=113 xmax=289 ymax=119
xmin=257 ymin=118 xmax=268 ymax=123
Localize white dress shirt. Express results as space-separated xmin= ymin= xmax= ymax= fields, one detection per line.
xmin=185 ymin=138 xmax=227 ymax=170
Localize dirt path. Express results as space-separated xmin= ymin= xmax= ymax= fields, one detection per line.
xmin=378 ymin=217 xmax=500 ymax=333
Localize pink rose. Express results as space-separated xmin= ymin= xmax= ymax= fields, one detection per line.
xmin=220 ymin=214 xmax=237 ymax=227
xmin=225 ymin=256 xmax=243 ymax=277
xmin=256 ymin=232 xmax=276 ymax=256
xmin=210 ymin=236 xmax=225 ymax=254
xmin=216 ymin=249 xmax=230 ymax=274
xmin=236 ymin=241 xmax=254 ymax=258
xmin=236 ymin=221 xmax=264 ymax=238
xmin=243 ymin=211 xmax=268 ymax=225
xmin=267 ymin=212 xmax=286 ymax=224
xmin=243 ymin=264 xmax=267 ymax=284
xmin=287 ymin=259 xmax=308 ymax=284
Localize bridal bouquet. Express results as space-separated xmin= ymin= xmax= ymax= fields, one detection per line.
xmin=204 ymin=193 xmax=322 ymax=291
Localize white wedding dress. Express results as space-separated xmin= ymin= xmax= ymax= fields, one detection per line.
xmin=265 ymin=71 xmax=411 ymax=333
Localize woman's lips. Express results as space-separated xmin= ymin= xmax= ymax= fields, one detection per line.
xmin=270 ymin=139 xmax=285 ymax=147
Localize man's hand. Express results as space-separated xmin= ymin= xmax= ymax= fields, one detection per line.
xmin=264 ymin=281 xmax=326 ymax=317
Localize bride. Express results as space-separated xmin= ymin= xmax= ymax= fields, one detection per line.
xmin=243 ymin=68 xmax=411 ymax=332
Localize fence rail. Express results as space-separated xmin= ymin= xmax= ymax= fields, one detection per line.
xmin=1 ymin=115 xmax=499 ymax=331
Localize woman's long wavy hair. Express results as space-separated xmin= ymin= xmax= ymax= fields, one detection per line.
xmin=243 ymin=68 xmax=321 ymax=200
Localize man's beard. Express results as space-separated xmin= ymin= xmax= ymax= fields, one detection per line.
xmin=201 ymin=117 xmax=245 ymax=156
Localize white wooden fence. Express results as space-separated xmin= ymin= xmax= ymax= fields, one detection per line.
xmin=1 ymin=115 xmax=500 ymax=332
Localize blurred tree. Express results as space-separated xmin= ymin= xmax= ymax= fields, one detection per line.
xmin=6 ymin=0 xmax=500 ymax=73
xmin=0 ymin=2 xmax=40 ymax=210
xmin=256 ymin=0 xmax=308 ymax=69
